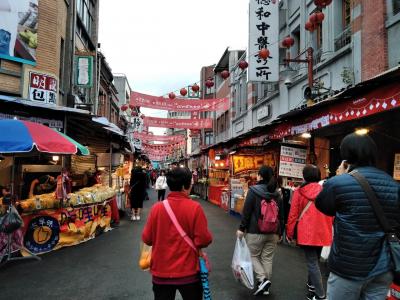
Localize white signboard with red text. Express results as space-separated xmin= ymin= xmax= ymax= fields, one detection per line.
xmin=279 ymin=145 xmax=307 ymax=179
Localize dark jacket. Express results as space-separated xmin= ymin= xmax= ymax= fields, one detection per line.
xmin=239 ymin=183 xmax=283 ymax=235
xmin=315 ymin=166 xmax=400 ymax=280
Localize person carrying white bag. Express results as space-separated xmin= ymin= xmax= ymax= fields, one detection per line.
xmin=232 ymin=238 xmax=254 ymax=290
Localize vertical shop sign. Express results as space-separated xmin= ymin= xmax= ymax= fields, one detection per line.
xmin=278 ymin=145 xmax=307 ymax=178
xmin=76 ymin=56 xmax=93 ymax=87
xmin=28 ymin=71 xmax=58 ymax=105
xmin=248 ymin=0 xmax=279 ymax=82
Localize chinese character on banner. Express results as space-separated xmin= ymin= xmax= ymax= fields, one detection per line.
xmin=248 ymin=0 xmax=279 ymax=82
xmin=29 ymin=72 xmax=58 ymax=105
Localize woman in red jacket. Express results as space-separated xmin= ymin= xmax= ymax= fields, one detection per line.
xmin=286 ymin=165 xmax=333 ymax=300
xmin=142 ymin=167 xmax=213 ymax=300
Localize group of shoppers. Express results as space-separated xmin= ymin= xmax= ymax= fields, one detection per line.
xmin=236 ymin=133 xmax=399 ymax=300
xmin=136 ymin=132 xmax=398 ymax=300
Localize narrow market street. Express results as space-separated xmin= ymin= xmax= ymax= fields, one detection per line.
xmin=0 ymin=188 xmax=320 ymax=300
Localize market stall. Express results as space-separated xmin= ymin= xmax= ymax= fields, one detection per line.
xmin=207 ymin=151 xmax=230 ymax=207
xmin=0 ymin=119 xmax=118 ymax=259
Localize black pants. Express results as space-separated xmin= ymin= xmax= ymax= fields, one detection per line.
xmin=157 ymin=189 xmax=166 ymax=201
xmin=153 ymin=282 xmax=202 ymax=300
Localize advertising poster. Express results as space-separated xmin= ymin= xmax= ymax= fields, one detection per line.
xmin=0 ymin=0 xmax=38 ymax=65
xmin=278 ymin=145 xmax=307 ymax=178
xmin=21 ymin=201 xmax=112 ymax=255
xmin=394 ymin=153 xmax=400 ymax=180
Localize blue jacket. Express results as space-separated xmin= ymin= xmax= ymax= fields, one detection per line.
xmin=315 ymin=167 xmax=400 ymax=280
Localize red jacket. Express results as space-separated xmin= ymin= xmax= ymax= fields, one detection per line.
xmin=286 ymin=183 xmax=333 ymax=246
xmin=142 ymin=192 xmax=213 ymax=278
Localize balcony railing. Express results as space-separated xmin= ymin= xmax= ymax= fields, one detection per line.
xmin=334 ymin=27 xmax=352 ymax=52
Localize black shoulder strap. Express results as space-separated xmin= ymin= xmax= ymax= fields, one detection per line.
xmin=350 ymin=171 xmax=393 ymax=233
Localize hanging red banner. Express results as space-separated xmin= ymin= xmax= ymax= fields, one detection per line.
xmin=143 ymin=116 xmax=213 ymax=129
xmin=133 ymin=132 xmax=185 ymax=142
xmin=131 ymin=91 xmax=229 ymax=112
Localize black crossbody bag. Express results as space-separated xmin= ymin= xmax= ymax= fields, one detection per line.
xmin=350 ymin=171 xmax=400 ymax=283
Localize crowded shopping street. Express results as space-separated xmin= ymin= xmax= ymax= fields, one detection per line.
xmin=0 ymin=187 xmax=320 ymax=300
xmin=1 ymin=0 xmax=400 ymax=299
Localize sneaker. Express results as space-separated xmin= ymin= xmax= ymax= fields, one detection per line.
xmin=131 ymin=215 xmax=136 ymax=221
xmin=136 ymin=215 xmax=141 ymax=221
xmin=262 ymin=286 xmax=270 ymax=295
xmin=307 ymin=291 xmax=315 ymax=300
xmin=253 ymin=279 xmax=271 ymax=296
xmin=307 ymin=283 xmax=316 ymax=292
xmin=312 ymin=295 xmax=327 ymax=300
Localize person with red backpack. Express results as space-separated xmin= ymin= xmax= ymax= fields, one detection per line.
xmin=236 ymin=165 xmax=283 ymax=296
xmin=286 ymin=165 xmax=333 ymax=300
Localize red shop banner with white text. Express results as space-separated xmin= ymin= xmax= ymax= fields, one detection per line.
xmin=133 ymin=132 xmax=185 ymax=142
xmin=131 ymin=91 xmax=229 ymax=112
xmin=144 ymin=116 xmax=213 ymax=129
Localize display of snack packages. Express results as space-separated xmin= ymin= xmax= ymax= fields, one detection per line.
xmin=19 ymin=185 xmax=117 ymax=213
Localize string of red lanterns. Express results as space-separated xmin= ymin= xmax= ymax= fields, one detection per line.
xmin=305 ymin=0 xmax=332 ymax=32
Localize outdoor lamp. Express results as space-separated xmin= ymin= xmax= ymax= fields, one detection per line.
xmin=52 ymin=155 xmax=60 ymax=162
xmin=301 ymin=132 xmax=312 ymax=139
xmin=355 ymin=128 xmax=369 ymax=135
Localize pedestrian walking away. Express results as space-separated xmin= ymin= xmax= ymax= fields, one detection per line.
xmin=316 ymin=133 xmax=400 ymax=300
xmin=129 ymin=166 xmax=147 ymax=221
xmin=286 ymin=164 xmax=333 ymax=300
xmin=236 ymin=165 xmax=284 ymax=296
xmin=142 ymin=167 xmax=213 ymax=300
xmin=155 ymin=170 xmax=168 ymax=201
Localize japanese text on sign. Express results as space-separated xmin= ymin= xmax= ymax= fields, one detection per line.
xmin=248 ymin=0 xmax=279 ymax=82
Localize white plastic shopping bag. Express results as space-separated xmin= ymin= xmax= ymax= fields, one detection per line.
xmin=231 ymin=238 xmax=254 ymax=289
xmin=320 ymin=245 xmax=331 ymax=261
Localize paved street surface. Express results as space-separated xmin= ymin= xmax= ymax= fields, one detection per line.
xmin=0 ymin=188 xmax=326 ymax=299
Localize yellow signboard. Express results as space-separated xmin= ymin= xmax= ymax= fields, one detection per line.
xmin=232 ymin=154 xmax=276 ymax=174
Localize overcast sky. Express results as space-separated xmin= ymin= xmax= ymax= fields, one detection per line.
xmin=99 ymin=0 xmax=248 ymax=133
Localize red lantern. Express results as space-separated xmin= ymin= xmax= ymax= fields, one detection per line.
xmin=239 ymin=60 xmax=248 ymax=70
xmin=205 ymin=80 xmax=214 ymax=88
xmin=140 ymin=114 xmax=145 ymax=119
xmin=314 ymin=0 xmax=324 ymax=7
xmin=168 ymin=92 xmax=176 ymax=99
xmin=282 ymin=36 xmax=295 ymax=48
xmin=258 ymin=48 xmax=270 ymax=60
xmin=310 ymin=13 xmax=318 ymax=24
xmin=129 ymin=104 xmax=135 ymax=110
xmin=180 ymin=88 xmax=187 ymax=96
xmin=305 ymin=21 xmax=315 ymax=32
xmin=323 ymin=0 xmax=332 ymax=6
xmin=191 ymin=84 xmax=199 ymax=92
xmin=316 ymin=12 xmax=325 ymax=23
xmin=220 ymin=70 xmax=230 ymax=79
xmin=121 ymin=104 xmax=128 ymax=111
xmin=131 ymin=111 xmax=138 ymax=117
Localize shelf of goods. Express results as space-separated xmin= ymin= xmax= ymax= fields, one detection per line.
xmin=1 ymin=185 xmax=117 ymax=256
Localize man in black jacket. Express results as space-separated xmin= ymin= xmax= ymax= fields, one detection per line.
xmin=236 ymin=166 xmax=283 ymax=296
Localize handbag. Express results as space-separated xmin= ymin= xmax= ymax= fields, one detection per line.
xmin=163 ymin=200 xmax=212 ymax=300
xmin=0 ymin=206 xmax=23 ymax=234
xmin=350 ymin=171 xmax=400 ymax=281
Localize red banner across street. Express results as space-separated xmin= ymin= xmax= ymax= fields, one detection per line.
xmin=130 ymin=91 xmax=229 ymax=112
xmin=133 ymin=132 xmax=185 ymax=142
xmin=143 ymin=116 xmax=213 ymax=129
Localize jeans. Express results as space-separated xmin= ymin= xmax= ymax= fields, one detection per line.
xmin=303 ymin=246 xmax=325 ymax=298
xmin=158 ymin=189 xmax=166 ymax=201
xmin=153 ymin=281 xmax=202 ymax=300
xmin=246 ymin=233 xmax=279 ymax=282
xmin=327 ymin=271 xmax=393 ymax=300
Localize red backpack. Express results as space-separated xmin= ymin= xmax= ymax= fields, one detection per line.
xmin=258 ymin=199 xmax=279 ymax=233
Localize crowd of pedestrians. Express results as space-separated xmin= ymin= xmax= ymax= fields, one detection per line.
xmin=128 ymin=133 xmax=399 ymax=300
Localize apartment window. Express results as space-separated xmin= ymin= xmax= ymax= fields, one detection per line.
xmin=59 ymin=38 xmax=65 ymax=91
xmin=205 ymin=132 xmax=213 ymax=145
xmin=394 ymin=0 xmax=400 ymax=15
xmin=77 ymin=0 xmax=93 ymax=34
xmin=342 ymin=0 xmax=351 ymax=28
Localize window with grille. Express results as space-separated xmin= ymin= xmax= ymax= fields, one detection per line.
xmin=394 ymin=0 xmax=400 ymax=15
